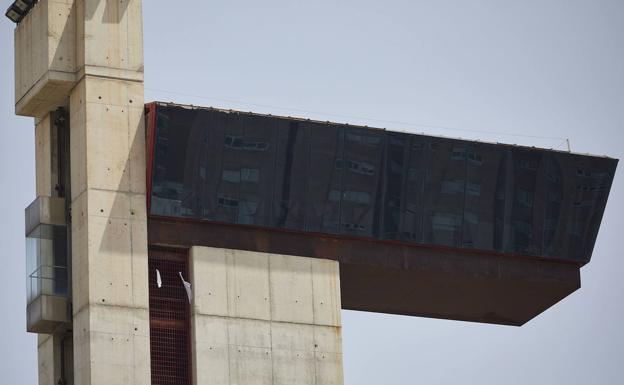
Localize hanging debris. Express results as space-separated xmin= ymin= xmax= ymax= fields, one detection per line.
xmin=179 ymin=272 xmax=192 ymax=304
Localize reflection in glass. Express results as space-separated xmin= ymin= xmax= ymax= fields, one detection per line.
xmin=149 ymin=105 xmax=617 ymax=263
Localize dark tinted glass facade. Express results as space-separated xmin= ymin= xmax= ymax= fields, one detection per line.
xmin=148 ymin=103 xmax=617 ymax=263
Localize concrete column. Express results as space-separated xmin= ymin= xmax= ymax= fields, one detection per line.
xmin=190 ymin=247 xmax=344 ymax=385
xmin=13 ymin=1 xmax=148 ymax=384
xmin=34 ymin=114 xmax=53 ymax=196
xmin=69 ymin=1 xmax=150 ymax=385
xmin=37 ymin=334 xmax=59 ymax=385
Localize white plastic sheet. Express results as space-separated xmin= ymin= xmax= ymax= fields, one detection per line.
xmin=179 ymin=272 xmax=192 ymax=304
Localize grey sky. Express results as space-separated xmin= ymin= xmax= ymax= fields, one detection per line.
xmin=1 ymin=1 xmax=622 ymax=384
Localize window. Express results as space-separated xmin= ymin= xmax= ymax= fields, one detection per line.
xmin=441 ymin=180 xmax=464 ymax=194
xmin=432 ymin=213 xmax=462 ymax=231
xmin=466 ymin=182 xmax=481 ymax=197
xmin=516 ymin=189 xmax=533 ymax=207
xmin=224 ymin=135 xmax=269 ymax=151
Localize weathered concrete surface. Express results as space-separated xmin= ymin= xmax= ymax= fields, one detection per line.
xmin=68 ymin=1 xmax=150 ymax=385
xmin=14 ymin=0 xmax=77 ymax=117
xmin=190 ymin=247 xmax=344 ymax=385
xmin=14 ymin=1 xmax=149 ymax=384
xmin=37 ymin=334 xmax=57 ymax=385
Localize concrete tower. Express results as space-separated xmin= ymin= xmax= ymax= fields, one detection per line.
xmin=10 ymin=2 xmax=616 ymax=385
xmin=15 ymin=0 xmax=149 ymax=384
xmin=13 ymin=2 xmax=344 ymax=384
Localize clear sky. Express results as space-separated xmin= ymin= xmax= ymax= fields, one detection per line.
xmin=1 ymin=1 xmax=622 ymax=384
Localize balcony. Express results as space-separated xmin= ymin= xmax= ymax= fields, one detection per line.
xmin=25 ymin=196 xmax=69 ymax=333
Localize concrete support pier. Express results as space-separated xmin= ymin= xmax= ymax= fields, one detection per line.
xmin=69 ymin=1 xmax=150 ymax=384
xmin=13 ymin=1 xmax=150 ymax=384
xmin=190 ymin=247 xmax=344 ymax=385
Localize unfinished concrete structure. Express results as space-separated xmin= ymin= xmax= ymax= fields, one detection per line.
xmin=15 ymin=1 xmax=149 ymax=384
xmin=9 ymin=1 xmax=617 ymax=385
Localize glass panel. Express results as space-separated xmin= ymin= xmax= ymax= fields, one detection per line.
xmin=151 ymin=106 xmax=197 ymax=218
xmin=397 ymin=136 xmax=430 ymax=243
xmin=272 ymin=119 xmax=308 ymax=231
xmin=305 ymin=122 xmax=344 ymax=234
xmin=462 ymin=143 xmax=501 ymax=250
xmin=233 ymin=114 xmax=277 ymax=226
xmin=26 ymin=224 xmax=68 ymax=303
xmin=381 ymin=133 xmax=409 ymax=240
xmin=543 ymin=152 xmax=616 ymax=261
xmin=340 ymin=127 xmax=384 ymax=237
xmin=423 ymin=139 xmax=466 ymax=247
xmin=505 ymin=148 xmax=544 ymax=255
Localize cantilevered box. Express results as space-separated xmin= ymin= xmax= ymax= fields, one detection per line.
xmin=145 ymin=102 xmax=618 ymax=326
xmin=14 ymin=0 xmax=75 ymax=117
xmin=25 ymin=196 xmax=69 ymax=333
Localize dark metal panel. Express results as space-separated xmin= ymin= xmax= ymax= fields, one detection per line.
xmin=146 ymin=103 xmax=618 ymax=264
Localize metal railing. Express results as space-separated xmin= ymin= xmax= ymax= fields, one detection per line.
xmin=27 ymin=265 xmax=68 ymax=304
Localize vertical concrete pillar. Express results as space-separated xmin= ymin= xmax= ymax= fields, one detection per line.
xmin=69 ymin=1 xmax=150 ymax=385
xmin=37 ymin=334 xmax=59 ymax=385
xmin=190 ymin=247 xmax=344 ymax=385
xmin=13 ymin=1 xmax=148 ymax=384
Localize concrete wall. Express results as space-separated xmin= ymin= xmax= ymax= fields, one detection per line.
xmin=37 ymin=334 xmax=57 ymax=385
xmin=190 ymin=247 xmax=344 ymax=385
xmin=69 ymin=0 xmax=150 ymax=385
xmin=14 ymin=0 xmax=76 ymax=117
xmin=69 ymin=1 xmax=149 ymax=384
xmin=14 ymin=1 xmax=149 ymax=384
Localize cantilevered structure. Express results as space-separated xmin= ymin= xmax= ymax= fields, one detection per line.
xmin=8 ymin=1 xmax=617 ymax=385
xmin=145 ymin=102 xmax=617 ymax=327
